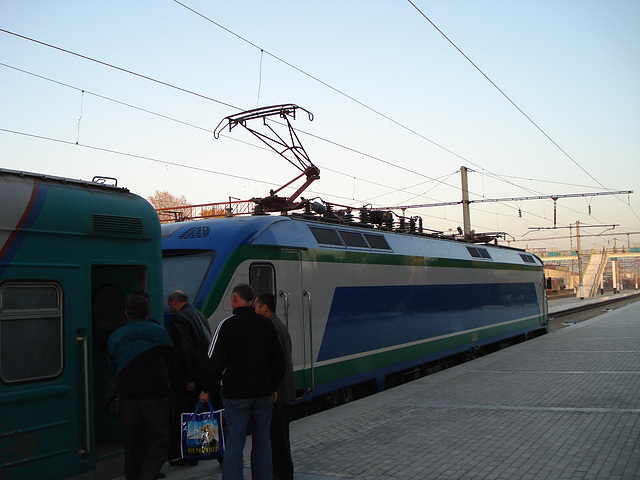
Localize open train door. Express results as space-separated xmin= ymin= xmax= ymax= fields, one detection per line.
xmin=90 ymin=264 xmax=151 ymax=479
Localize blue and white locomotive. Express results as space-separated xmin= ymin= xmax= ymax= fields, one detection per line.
xmin=161 ymin=213 xmax=548 ymax=403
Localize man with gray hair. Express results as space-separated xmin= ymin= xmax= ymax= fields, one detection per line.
xmin=167 ymin=290 xmax=212 ymax=466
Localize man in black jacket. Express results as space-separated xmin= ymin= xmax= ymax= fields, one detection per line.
xmin=167 ymin=290 xmax=212 ymax=466
xmin=200 ymin=284 xmax=285 ymax=480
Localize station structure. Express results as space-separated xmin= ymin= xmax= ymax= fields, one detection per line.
xmin=538 ymin=247 xmax=640 ymax=298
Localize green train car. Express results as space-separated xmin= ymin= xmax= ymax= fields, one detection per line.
xmin=0 ymin=169 xmax=162 ymax=479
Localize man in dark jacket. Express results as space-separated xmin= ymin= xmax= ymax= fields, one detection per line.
xmin=254 ymin=292 xmax=295 ymax=480
xmin=107 ymin=294 xmax=173 ymax=480
xmin=167 ymin=290 xmax=212 ymax=465
xmin=200 ymin=284 xmax=285 ymax=480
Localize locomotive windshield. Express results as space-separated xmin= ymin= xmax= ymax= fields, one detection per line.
xmin=162 ymin=250 xmax=216 ymax=311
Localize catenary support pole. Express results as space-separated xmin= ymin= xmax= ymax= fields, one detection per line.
xmin=461 ymin=166 xmax=471 ymax=236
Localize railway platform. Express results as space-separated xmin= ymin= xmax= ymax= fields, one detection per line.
xmin=548 ymin=289 xmax=639 ymax=316
xmin=139 ymin=295 xmax=640 ymax=480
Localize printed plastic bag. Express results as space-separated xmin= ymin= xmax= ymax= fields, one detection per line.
xmin=181 ymin=400 xmax=224 ymax=460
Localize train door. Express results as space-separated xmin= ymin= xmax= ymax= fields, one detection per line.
xmin=90 ymin=264 xmax=148 ymax=478
xmin=249 ymin=250 xmax=312 ymax=398
xmin=277 ymin=251 xmax=313 ymax=398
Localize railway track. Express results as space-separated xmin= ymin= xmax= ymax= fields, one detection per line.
xmin=548 ymin=292 xmax=640 ymax=332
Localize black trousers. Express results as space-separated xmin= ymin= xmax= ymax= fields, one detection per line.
xmin=120 ymin=396 xmax=171 ymax=480
xmin=168 ymin=390 xmax=198 ymax=460
xmin=271 ymin=403 xmax=294 ymax=480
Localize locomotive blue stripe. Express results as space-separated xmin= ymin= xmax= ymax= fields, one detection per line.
xmin=318 ymin=282 xmax=539 ymax=360
xmin=0 ymin=181 xmax=47 ymax=277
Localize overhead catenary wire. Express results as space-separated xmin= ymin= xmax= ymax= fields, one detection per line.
xmin=0 ymin=49 xmax=468 ymax=200
xmin=0 ymin=28 xmax=240 ymax=111
xmin=1 ymin=23 xmax=635 ymax=234
xmin=170 ymin=0 xmax=473 ymax=167
xmin=0 ymin=126 xmax=507 ymax=232
xmin=483 ymin=173 xmax=605 ymax=191
xmin=0 ymin=127 xmax=408 ymax=208
xmin=406 ymin=0 xmax=635 ymax=209
xmin=166 ymin=3 xmax=639 ymax=226
xmin=0 ymin=62 xmax=461 ymax=203
xmin=0 ymin=27 xmax=599 ymax=218
xmin=0 ymin=128 xmax=271 ymax=185
xmin=168 ymin=2 xmax=557 ymax=198
xmin=473 ymin=169 xmax=613 ymax=226
xmin=4 ymin=58 xmax=543 ymax=226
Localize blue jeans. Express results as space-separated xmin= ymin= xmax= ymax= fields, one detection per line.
xmin=223 ymin=396 xmax=274 ymax=480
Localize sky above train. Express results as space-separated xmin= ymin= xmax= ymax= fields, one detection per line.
xmin=1 ymin=1 xmax=639 ymax=251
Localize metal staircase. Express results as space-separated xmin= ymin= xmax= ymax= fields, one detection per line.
xmin=583 ymin=249 xmax=607 ymax=297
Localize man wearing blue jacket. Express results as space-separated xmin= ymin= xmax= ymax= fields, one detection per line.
xmin=107 ymin=294 xmax=174 ymax=480
xmin=200 ymin=283 xmax=285 ymax=480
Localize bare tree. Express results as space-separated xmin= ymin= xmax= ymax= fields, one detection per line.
xmin=147 ymin=190 xmax=192 ymax=222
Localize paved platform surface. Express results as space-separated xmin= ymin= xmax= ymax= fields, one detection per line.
xmin=151 ymin=297 xmax=640 ymax=480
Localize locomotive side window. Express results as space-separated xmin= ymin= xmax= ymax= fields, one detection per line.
xmin=466 ymin=246 xmax=482 ymax=258
xmin=338 ymin=230 xmax=368 ymax=248
xmin=309 ymin=226 xmax=393 ymax=251
xmin=250 ymin=263 xmax=275 ymax=297
xmin=363 ymin=233 xmax=391 ymax=250
xmin=309 ymin=227 xmax=343 ymax=246
xmin=0 ymin=283 xmax=63 ymax=384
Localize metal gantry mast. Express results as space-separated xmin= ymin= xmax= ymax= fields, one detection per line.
xmin=378 ymin=166 xmax=632 ymax=231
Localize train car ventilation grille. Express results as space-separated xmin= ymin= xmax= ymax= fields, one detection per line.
xmin=466 ymin=246 xmax=492 ymax=259
xmin=93 ymin=214 xmax=143 ymax=235
xmin=178 ymin=226 xmax=211 ymax=240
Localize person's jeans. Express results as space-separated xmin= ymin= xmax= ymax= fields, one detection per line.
xmin=223 ymin=396 xmax=274 ymax=480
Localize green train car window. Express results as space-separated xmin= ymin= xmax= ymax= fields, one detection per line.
xmin=0 ymin=283 xmax=63 ymax=384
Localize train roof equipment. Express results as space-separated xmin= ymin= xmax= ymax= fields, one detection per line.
xmin=214 ymin=104 xmax=320 ymax=213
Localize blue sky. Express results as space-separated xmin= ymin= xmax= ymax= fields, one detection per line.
xmin=1 ymin=1 xmax=639 ymax=251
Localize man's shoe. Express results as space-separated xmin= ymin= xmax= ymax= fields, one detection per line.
xmin=168 ymin=458 xmax=198 ymax=466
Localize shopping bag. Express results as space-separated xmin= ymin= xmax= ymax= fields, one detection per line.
xmin=180 ymin=400 xmax=225 ymax=460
